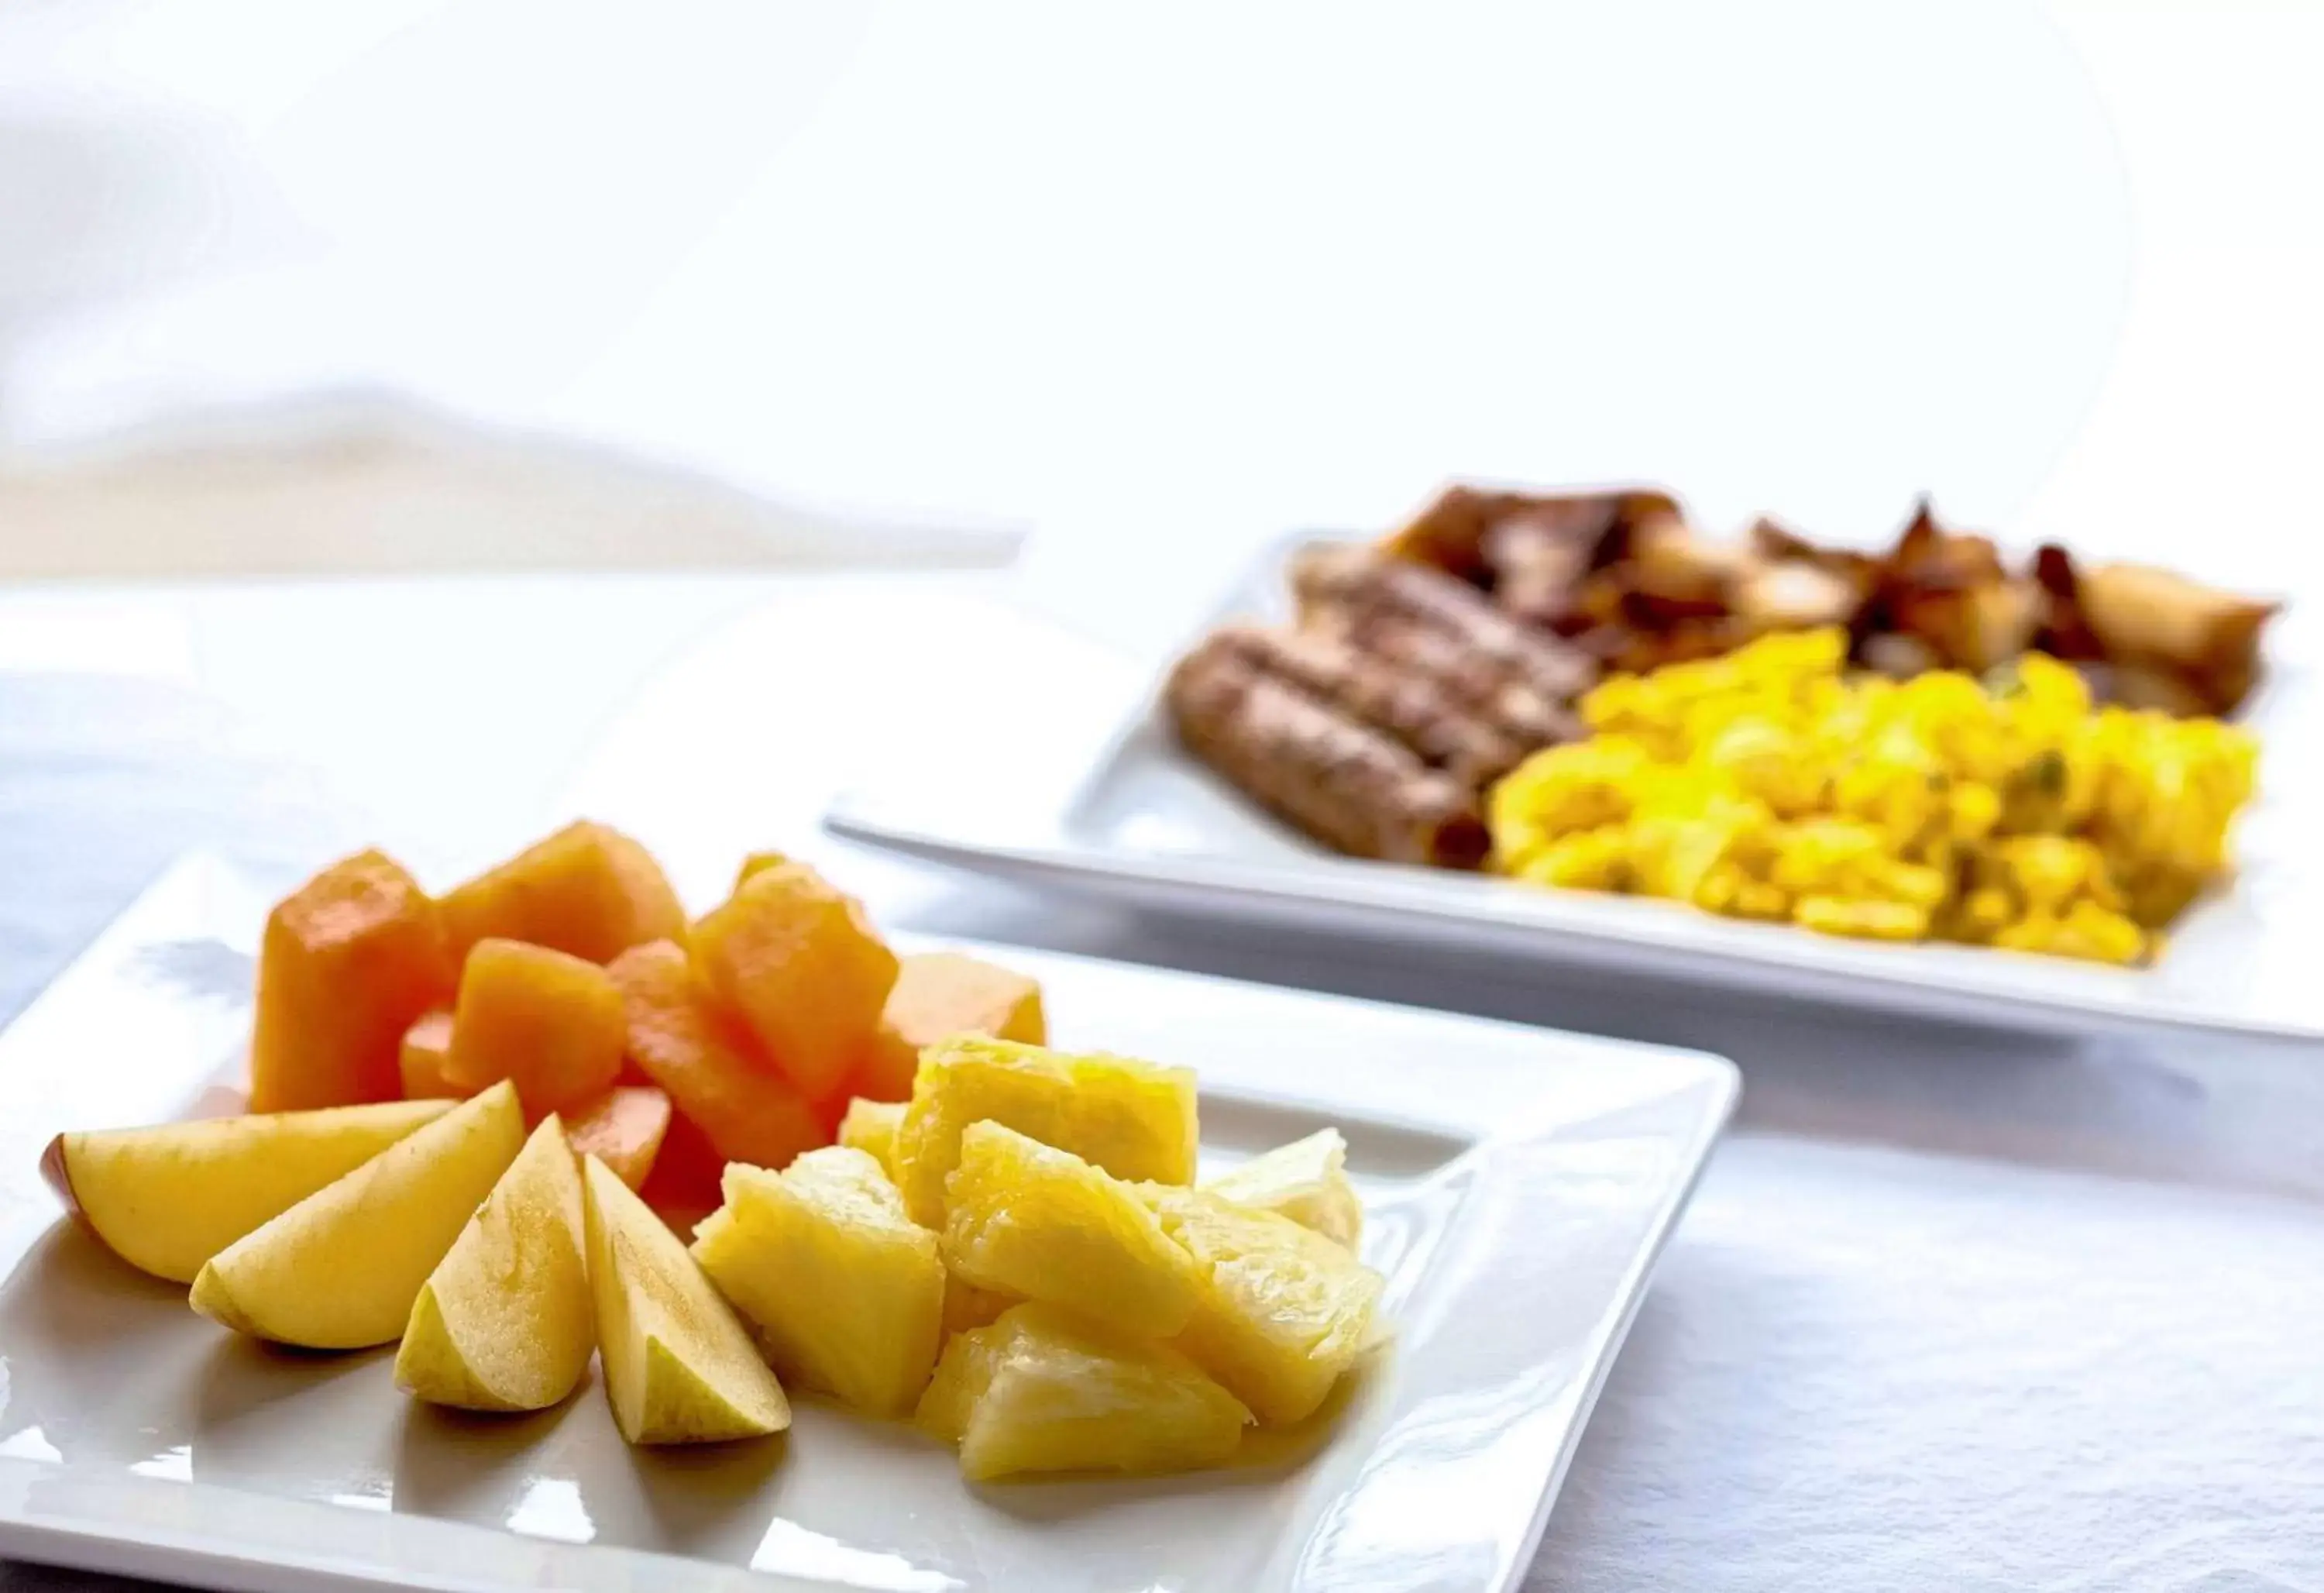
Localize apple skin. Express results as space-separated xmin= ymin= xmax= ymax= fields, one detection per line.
xmin=38 ymin=1133 xmax=77 ymax=1219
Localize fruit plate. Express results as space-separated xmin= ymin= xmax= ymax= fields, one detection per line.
xmin=825 ymin=534 xmax=2324 ymax=1043
xmin=0 ymin=855 xmax=1736 ymax=1593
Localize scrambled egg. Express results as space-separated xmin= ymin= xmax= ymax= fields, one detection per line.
xmin=1487 ymin=629 xmax=2258 ymax=964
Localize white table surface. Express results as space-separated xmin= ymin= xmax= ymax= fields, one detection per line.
xmin=2 ymin=569 xmax=2322 ymax=1591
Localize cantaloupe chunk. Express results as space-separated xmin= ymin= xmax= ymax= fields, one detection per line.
xmin=398 ymin=1010 xmax=461 ymax=1100
xmin=851 ymin=1024 xmax=921 ymax=1104
xmin=607 ymin=941 xmax=828 ymax=1175
xmin=444 ymin=940 xmax=626 ymax=1114
xmin=250 ymin=850 xmax=456 ymax=1112
xmin=441 ymin=821 xmax=686 ymax=965
xmin=689 ymin=862 xmax=898 ymax=1102
xmin=637 ymin=1112 xmax=727 ymax=1234
xmin=566 ymin=1085 xmax=672 ymax=1190
xmin=847 ymin=951 xmax=1049 ymax=1103
xmin=889 ymin=952 xmax=1047 ymax=1051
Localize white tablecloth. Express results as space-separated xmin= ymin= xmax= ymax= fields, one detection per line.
xmin=7 ymin=573 xmax=2322 ymax=1591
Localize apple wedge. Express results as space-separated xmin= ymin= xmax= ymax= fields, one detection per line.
xmin=581 ymin=1154 xmax=790 ymax=1445
xmin=41 ymin=1098 xmax=456 ymax=1284
xmin=191 ymin=1082 xmax=525 ymax=1349
xmin=395 ymin=1115 xmax=593 ymax=1412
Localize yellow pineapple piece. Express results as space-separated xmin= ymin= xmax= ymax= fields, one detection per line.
xmin=943 ymin=1275 xmax=1016 ymax=1335
xmin=692 ymin=1147 xmax=944 ymax=1417
xmin=1204 ymin=1128 xmax=1362 ymax=1249
xmin=893 ymin=1037 xmax=1197 ymax=1227
xmin=940 ymin=1122 xmax=1202 ymax=1339
xmin=916 ymin=1301 xmax=1250 ymax=1481
xmin=1140 ymin=1185 xmax=1383 ymax=1426
xmin=836 ymin=1097 xmax=905 ymax=1179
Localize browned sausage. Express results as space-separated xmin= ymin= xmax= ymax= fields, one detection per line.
xmin=1165 ymin=638 xmax=1490 ymax=869
xmin=1208 ymin=623 xmax=1526 ymax=786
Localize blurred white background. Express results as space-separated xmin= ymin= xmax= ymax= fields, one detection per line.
xmin=0 ymin=0 xmax=2315 ymax=607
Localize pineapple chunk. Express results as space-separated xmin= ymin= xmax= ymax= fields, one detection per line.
xmin=1203 ymin=1128 xmax=1362 ymax=1249
xmin=941 ymin=1122 xmax=1202 ymax=1339
xmin=893 ymin=1037 xmax=1198 ymax=1227
xmin=692 ymin=1147 xmax=944 ymax=1417
xmin=836 ymin=1098 xmax=905 ymax=1179
xmin=943 ymin=1275 xmax=1016 ymax=1335
xmin=917 ymin=1302 xmax=1250 ymax=1481
xmin=1140 ymin=1185 xmax=1383 ymax=1426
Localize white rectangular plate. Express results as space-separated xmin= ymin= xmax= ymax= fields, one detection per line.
xmin=827 ymin=535 xmax=2324 ymax=1041
xmin=0 ymin=855 xmax=1735 ymax=1593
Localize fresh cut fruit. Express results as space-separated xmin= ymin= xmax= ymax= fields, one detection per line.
xmin=893 ymin=1037 xmax=1198 ymax=1227
xmin=583 ymin=1154 xmax=791 ymax=1445
xmin=731 ymin=851 xmax=788 ymax=890
xmin=887 ymin=952 xmax=1047 ymax=1051
xmin=1139 ymin=1185 xmax=1383 ymax=1426
xmin=191 ymin=1082 xmax=525 ymax=1349
xmin=850 ymin=951 xmax=1049 ymax=1103
xmin=564 ymin=1086 xmax=672 ymax=1190
xmin=689 ymin=861 xmax=897 ymax=1101
xmin=398 ymin=1010 xmax=460 ymax=1099
xmin=940 ymin=1122 xmax=1201 ymax=1339
xmin=441 ymin=821 xmax=687 ymax=966
xmin=396 ymin=1115 xmax=592 ymax=1411
xmin=443 ymin=940 xmax=626 ymax=1113
xmin=607 ymin=941 xmax=825 ymax=1174
xmin=249 ymin=850 xmax=456 ymax=1112
xmin=1203 ymin=1128 xmax=1362 ymax=1249
xmin=943 ymin=1276 xmax=1016 ymax=1336
xmin=918 ymin=1302 xmax=1250 ymax=1481
xmin=693 ymin=1147 xmax=944 ymax=1417
xmin=834 ymin=1098 xmax=903 ymax=1178
xmin=42 ymin=1098 xmax=454 ymax=1284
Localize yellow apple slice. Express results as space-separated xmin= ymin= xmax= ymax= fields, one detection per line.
xmin=190 ymin=1082 xmax=524 ymax=1349
xmin=394 ymin=1115 xmax=593 ymax=1412
xmin=41 ymin=1098 xmax=456 ymax=1284
xmin=581 ymin=1154 xmax=790 ymax=1445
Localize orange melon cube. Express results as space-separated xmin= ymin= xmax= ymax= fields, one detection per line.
xmin=250 ymin=850 xmax=456 ymax=1112
xmin=607 ymin=940 xmax=829 ymax=1175
xmin=889 ymin=951 xmax=1047 ymax=1050
xmin=638 ymin=1113 xmax=726 ymax=1239
xmin=441 ymin=820 xmax=686 ymax=965
xmin=443 ymin=939 xmax=626 ymax=1113
xmin=565 ymin=1084 xmax=673 ymax=1190
xmin=852 ymin=1023 xmax=921 ymax=1104
xmin=397 ymin=1010 xmax=464 ymax=1100
xmin=847 ymin=952 xmax=1048 ymax=1103
xmin=689 ymin=862 xmax=898 ymax=1101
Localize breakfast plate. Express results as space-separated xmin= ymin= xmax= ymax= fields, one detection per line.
xmin=827 ymin=534 xmax=2324 ymax=1042
xmin=0 ymin=853 xmax=1735 ymax=1592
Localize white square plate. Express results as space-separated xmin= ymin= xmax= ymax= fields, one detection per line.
xmin=827 ymin=535 xmax=2324 ymax=1042
xmin=0 ymin=855 xmax=1735 ymax=1593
